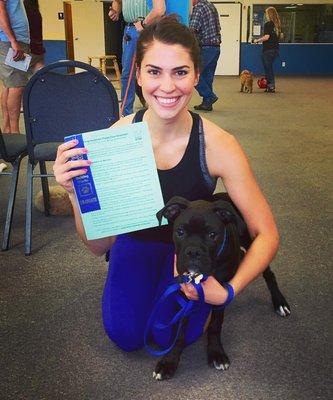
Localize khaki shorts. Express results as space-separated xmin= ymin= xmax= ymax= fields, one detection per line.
xmin=30 ymin=53 xmax=45 ymax=68
xmin=28 ymin=53 xmax=45 ymax=77
xmin=0 ymin=41 xmax=30 ymax=88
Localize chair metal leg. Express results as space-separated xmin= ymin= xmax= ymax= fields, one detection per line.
xmin=1 ymin=158 xmax=21 ymax=251
xmin=25 ymin=162 xmax=34 ymax=256
xmin=39 ymin=161 xmax=50 ymax=216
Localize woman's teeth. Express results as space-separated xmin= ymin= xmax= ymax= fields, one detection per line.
xmin=156 ymin=96 xmax=179 ymax=104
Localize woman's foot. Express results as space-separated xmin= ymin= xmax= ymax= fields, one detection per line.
xmin=266 ymin=87 xmax=276 ymax=93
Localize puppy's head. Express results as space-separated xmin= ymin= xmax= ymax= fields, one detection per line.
xmin=156 ymin=196 xmax=242 ymax=277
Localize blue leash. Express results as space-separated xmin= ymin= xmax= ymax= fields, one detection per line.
xmin=144 ymin=276 xmax=206 ymax=357
xmin=144 ymin=278 xmax=235 ymax=357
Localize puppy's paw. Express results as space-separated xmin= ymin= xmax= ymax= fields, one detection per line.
xmin=208 ymin=351 xmax=230 ymax=371
xmin=272 ymin=293 xmax=291 ymax=317
xmin=153 ymin=359 xmax=179 ymax=381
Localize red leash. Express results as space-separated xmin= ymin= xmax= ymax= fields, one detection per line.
xmin=120 ymin=52 xmax=137 ymax=116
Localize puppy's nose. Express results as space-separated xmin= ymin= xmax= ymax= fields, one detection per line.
xmin=185 ymin=246 xmax=202 ymax=259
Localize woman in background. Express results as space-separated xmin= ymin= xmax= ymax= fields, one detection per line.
xmin=254 ymin=7 xmax=282 ymax=93
xmin=24 ymin=0 xmax=45 ymax=73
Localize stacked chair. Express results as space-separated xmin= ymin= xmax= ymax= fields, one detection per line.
xmin=0 ymin=131 xmax=27 ymax=251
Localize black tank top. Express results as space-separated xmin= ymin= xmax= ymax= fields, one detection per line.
xmin=130 ymin=109 xmax=217 ymax=242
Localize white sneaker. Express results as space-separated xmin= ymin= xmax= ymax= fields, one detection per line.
xmin=0 ymin=162 xmax=8 ymax=172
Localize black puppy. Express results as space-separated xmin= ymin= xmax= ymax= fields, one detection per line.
xmin=153 ymin=193 xmax=290 ymax=380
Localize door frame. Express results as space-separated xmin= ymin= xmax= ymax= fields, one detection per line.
xmin=212 ymin=1 xmax=242 ymax=75
xmin=63 ymin=1 xmax=74 ymax=61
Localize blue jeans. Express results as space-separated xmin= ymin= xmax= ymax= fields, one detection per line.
xmin=121 ymin=26 xmax=139 ymax=116
xmin=262 ymin=49 xmax=279 ymax=89
xmin=196 ymin=46 xmax=220 ymax=103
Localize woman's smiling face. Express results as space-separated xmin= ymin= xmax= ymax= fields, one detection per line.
xmin=137 ymin=40 xmax=199 ymax=120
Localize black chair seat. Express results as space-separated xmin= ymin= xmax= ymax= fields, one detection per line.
xmin=34 ymin=142 xmax=62 ymax=161
xmin=0 ymin=134 xmax=27 ymax=161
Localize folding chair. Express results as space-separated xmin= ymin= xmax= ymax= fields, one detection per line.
xmin=0 ymin=131 xmax=27 ymax=250
xmin=23 ymin=60 xmax=119 ymax=255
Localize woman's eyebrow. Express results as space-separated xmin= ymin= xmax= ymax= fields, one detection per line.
xmin=145 ymin=64 xmax=190 ymax=70
xmin=173 ymin=66 xmax=190 ymax=70
xmin=145 ymin=64 xmax=161 ymax=69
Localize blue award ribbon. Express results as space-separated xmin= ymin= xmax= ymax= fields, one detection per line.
xmin=64 ymin=134 xmax=101 ymax=214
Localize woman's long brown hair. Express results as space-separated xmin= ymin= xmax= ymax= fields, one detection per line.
xmin=266 ymin=7 xmax=282 ymax=39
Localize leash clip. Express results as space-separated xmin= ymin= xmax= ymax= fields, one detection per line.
xmin=193 ymin=273 xmax=204 ymax=284
xmin=181 ymin=272 xmax=204 ymax=285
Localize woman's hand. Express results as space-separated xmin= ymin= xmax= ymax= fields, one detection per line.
xmin=53 ymin=140 xmax=92 ymax=193
xmin=180 ymin=276 xmax=228 ymax=306
xmin=173 ymin=255 xmax=228 ymax=306
xmin=134 ymin=20 xmax=144 ymax=32
xmin=108 ymin=7 xmax=119 ymax=21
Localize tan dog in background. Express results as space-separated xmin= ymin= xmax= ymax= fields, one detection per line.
xmin=240 ymin=70 xmax=253 ymax=93
xmin=35 ymin=186 xmax=73 ymax=216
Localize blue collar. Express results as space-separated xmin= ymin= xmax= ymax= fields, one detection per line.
xmin=217 ymin=228 xmax=227 ymax=258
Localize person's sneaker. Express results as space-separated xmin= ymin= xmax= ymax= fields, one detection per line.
xmin=210 ymin=95 xmax=219 ymax=104
xmin=266 ymin=87 xmax=275 ymax=93
xmin=0 ymin=162 xmax=8 ymax=173
xmin=194 ymin=102 xmax=213 ymax=111
xmin=194 ymin=95 xmax=218 ymax=111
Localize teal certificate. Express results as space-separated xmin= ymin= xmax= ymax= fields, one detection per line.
xmin=65 ymin=122 xmax=166 ymax=240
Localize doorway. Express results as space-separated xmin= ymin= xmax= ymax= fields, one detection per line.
xmin=66 ymin=0 xmax=105 ymax=64
xmin=213 ymin=2 xmax=241 ymax=75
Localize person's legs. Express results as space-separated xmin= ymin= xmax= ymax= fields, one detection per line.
xmin=102 ymin=235 xmax=175 ymax=351
xmin=6 ymin=87 xmax=24 ymax=133
xmin=262 ymin=50 xmax=278 ymax=90
xmin=120 ymin=26 xmax=139 ymax=116
xmin=261 ymin=51 xmax=270 ymax=85
xmin=1 ymin=87 xmax=10 ymax=132
xmin=0 ymin=41 xmax=29 ymax=132
xmin=195 ymin=46 xmax=220 ymax=110
xmin=204 ymin=47 xmax=220 ymax=102
xmin=196 ymin=47 xmax=215 ymax=101
xmin=102 ymin=235 xmax=211 ymax=352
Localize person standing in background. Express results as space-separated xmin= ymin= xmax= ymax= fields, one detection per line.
xmin=147 ymin=0 xmax=191 ymax=25
xmin=0 ymin=0 xmax=30 ymax=133
xmin=108 ymin=0 xmax=165 ymax=116
xmin=254 ymin=7 xmax=282 ymax=93
xmin=190 ymin=0 xmax=221 ymax=111
xmin=24 ymin=0 xmax=45 ymax=73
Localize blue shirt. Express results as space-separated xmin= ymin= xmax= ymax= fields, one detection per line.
xmin=0 ymin=0 xmax=30 ymax=44
xmin=147 ymin=0 xmax=190 ymax=26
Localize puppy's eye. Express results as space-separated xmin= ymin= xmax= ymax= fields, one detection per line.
xmin=208 ymin=232 xmax=217 ymax=240
xmin=176 ymin=228 xmax=185 ymax=237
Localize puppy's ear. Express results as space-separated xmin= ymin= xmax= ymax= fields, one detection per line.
xmin=156 ymin=196 xmax=190 ymax=225
xmin=213 ymin=200 xmax=247 ymax=236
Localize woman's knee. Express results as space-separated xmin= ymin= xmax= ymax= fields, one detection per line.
xmin=106 ymin=325 xmax=144 ymax=352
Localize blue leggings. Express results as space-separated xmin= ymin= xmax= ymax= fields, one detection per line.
xmin=102 ymin=234 xmax=211 ymax=352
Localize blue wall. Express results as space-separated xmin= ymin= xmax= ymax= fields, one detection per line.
xmin=44 ymin=40 xmax=67 ymax=65
xmin=43 ymin=40 xmax=333 ymax=75
xmin=241 ymin=43 xmax=333 ymax=75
